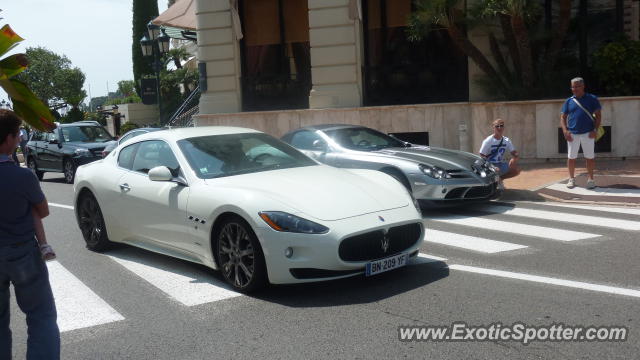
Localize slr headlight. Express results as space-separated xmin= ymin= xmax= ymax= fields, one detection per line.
xmin=419 ymin=164 xmax=449 ymax=179
xmin=259 ymin=211 xmax=329 ymax=234
xmin=74 ymin=148 xmax=91 ymax=157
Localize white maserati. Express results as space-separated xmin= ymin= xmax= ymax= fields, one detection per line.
xmin=73 ymin=127 xmax=424 ymax=292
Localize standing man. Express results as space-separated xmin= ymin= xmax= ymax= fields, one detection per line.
xmin=0 ymin=109 xmax=60 ymax=359
xmin=479 ymin=118 xmax=520 ymax=180
xmin=19 ymin=125 xmax=29 ymax=162
xmin=560 ymin=77 xmax=601 ymax=189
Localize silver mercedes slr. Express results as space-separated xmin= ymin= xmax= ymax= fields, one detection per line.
xmin=281 ymin=124 xmax=502 ymax=207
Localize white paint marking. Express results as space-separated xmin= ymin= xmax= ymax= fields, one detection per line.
xmin=107 ymin=252 xmax=240 ymax=306
xmin=47 ymin=261 xmax=124 ymax=332
xmin=431 ymin=215 xmax=599 ymax=241
xmin=532 ymin=202 xmax=640 ymax=216
xmin=412 ymin=253 xmax=448 ymax=264
xmin=479 ymin=204 xmax=640 ymax=231
xmin=425 ymin=229 xmax=527 ymax=253
xmin=547 ymin=183 xmax=640 ymax=197
xmin=448 ymin=264 xmax=640 ymax=298
xmin=49 ymin=202 xmax=74 ymax=210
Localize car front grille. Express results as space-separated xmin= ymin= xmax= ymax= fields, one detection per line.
xmin=465 ymin=183 xmax=497 ymax=199
xmin=338 ymin=223 xmax=422 ymax=262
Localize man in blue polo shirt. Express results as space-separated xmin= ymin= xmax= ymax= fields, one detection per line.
xmin=560 ymin=77 xmax=602 ymax=189
xmin=0 ymin=109 xmax=60 ymax=359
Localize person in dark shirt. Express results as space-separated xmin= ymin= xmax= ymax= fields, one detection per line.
xmin=0 ymin=109 xmax=60 ymax=359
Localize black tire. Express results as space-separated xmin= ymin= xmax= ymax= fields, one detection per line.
xmin=381 ymin=168 xmax=411 ymax=191
xmin=214 ymin=216 xmax=267 ymax=293
xmin=27 ymin=157 xmax=44 ymax=181
xmin=63 ymin=159 xmax=76 ymax=184
xmin=77 ymin=193 xmax=112 ymax=252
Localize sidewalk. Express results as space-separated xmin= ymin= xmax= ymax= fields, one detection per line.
xmin=501 ymin=159 xmax=640 ymax=206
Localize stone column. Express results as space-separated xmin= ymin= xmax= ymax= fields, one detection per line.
xmin=196 ymin=0 xmax=242 ymax=114
xmin=308 ymin=0 xmax=362 ymax=109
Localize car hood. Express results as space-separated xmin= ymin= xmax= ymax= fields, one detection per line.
xmin=205 ymin=165 xmax=408 ymax=221
xmin=374 ymin=146 xmax=482 ymax=169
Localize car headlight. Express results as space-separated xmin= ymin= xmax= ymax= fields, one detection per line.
xmin=419 ymin=164 xmax=449 ymax=179
xmin=259 ymin=211 xmax=329 ymax=234
xmin=74 ymin=148 xmax=91 ymax=157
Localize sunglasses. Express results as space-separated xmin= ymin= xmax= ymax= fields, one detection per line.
xmin=494 ymin=124 xmax=504 ymax=128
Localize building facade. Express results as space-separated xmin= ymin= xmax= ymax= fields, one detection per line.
xmin=192 ymin=0 xmax=640 ymax=159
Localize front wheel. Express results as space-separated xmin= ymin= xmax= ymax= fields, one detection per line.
xmin=27 ymin=157 xmax=44 ymax=181
xmin=215 ymin=217 xmax=267 ymax=293
xmin=77 ymin=193 xmax=112 ymax=252
xmin=64 ymin=159 xmax=76 ymax=184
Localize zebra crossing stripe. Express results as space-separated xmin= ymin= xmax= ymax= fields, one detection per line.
xmin=479 ymin=204 xmax=640 ymax=231
xmin=546 ymin=183 xmax=640 ymax=197
xmin=47 ymin=261 xmax=124 ymax=332
xmin=107 ymin=251 xmax=241 ymax=306
xmin=448 ymin=264 xmax=640 ymax=298
xmin=532 ymin=202 xmax=640 ymax=216
xmin=425 ymin=229 xmax=527 ymax=253
xmin=430 ymin=215 xmax=599 ymax=241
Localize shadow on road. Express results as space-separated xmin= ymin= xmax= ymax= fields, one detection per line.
xmin=255 ymin=260 xmax=449 ymax=307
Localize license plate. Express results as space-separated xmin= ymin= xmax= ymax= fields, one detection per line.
xmin=365 ymin=253 xmax=408 ymax=276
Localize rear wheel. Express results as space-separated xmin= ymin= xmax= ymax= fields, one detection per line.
xmin=27 ymin=157 xmax=44 ymax=181
xmin=214 ymin=216 xmax=267 ymax=293
xmin=63 ymin=159 xmax=76 ymax=184
xmin=77 ymin=193 xmax=112 ymax=252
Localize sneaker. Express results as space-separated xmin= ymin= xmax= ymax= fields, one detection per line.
xmin=566 ymin=178 xmax=576 ymax=188
xmin=40 ymin=244 xmax=56 ymax=261
xmin=586 ymin=179 xmax=596 ymax=189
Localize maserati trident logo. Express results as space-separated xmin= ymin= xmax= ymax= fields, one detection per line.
xmin=378 ymin=216 xmax=385 ymax=222
xmin=381 ymin=230 xmax=390 ymax=253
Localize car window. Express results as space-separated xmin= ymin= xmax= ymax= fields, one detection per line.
xmin=178 ymin=133 xmax=316 ymax=179
xmin=61 ymin=126 xmax=113 ymax=143
xmin=325 ymin=127 xmax=406 ymax=151
xmin=31 ymin=131 xmax=43 ymax=141
xmin=118 ymin=143 xmax=139 ymax=170
xmin=118 ymin=131 xmax=141 ymax=145
xmin=46 ymin=132 xmax=57 ymax=142
xmin=132 ymin=140 xmax=180 ymax=176
xmin=289 ymin=131 xmax=324 ymax=150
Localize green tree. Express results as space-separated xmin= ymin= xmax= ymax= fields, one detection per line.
xmin=16 ymin=47 xmax=87 ymax=110
xmin=117 ymin=80 xmax=136 ymax=97
xmin=132 ymin=0 xmax=159 ymax=96
xmin=16 ymin=47 xmax=70 ymax=107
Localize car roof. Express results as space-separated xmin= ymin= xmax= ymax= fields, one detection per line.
xmin=130 ymin=126 xmax=263 ymax=143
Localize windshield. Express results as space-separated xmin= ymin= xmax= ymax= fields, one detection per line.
xmin=61 ymin=126 xmax=113 ymax=143
xmin=325 ymin=127 xmax=407 ymax=151
xmin=178 ymin=133 xmax=317 ymax=179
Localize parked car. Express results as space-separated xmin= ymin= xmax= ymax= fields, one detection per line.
xmin=73 ymin=126 xmax=424 ymax=292
xmin=101 ymin=127 xmax=164 ymax=157
xmin=281 ymin=124 xmax=502 ymax=207
xmin=26 ymin=121 xmax=115 ymax=183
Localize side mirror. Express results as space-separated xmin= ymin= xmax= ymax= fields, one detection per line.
xmin=311 ymin=139 xmax=327 ymax=152
xmin=148 ymin=166 xmax=173 ymax=181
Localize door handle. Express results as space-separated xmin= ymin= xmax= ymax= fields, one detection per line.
xmin=119 ymin=183 xmax=131 ymax=191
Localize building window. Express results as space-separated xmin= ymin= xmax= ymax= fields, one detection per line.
xmin=240 ymin=0 xmax=311 ymax=111
xmin=362 ymin=0 xmax=468 ymax=106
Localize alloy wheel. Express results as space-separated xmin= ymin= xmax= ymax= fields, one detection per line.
xmin=78 ymin=195 xmax=107 ymax=250
xmin=218 ymin=222 xmax=256 ymax=289
xmin=64 ymin=160 xmax=75 ymax=183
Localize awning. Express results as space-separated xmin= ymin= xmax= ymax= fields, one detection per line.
xmin=151 ymin=0 xmax=196 ymax=31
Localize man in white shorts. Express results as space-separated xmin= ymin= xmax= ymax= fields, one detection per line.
xmin=560 ymin=77 xmax=601 ymax=189
xmin=479 ymin=118 xmax=520 ymax=180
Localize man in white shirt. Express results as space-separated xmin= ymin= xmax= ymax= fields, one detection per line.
xmin=479 ymin=118 xmax=520 ymax=180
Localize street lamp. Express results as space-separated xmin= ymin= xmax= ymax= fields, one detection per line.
xmin=139 ymin=21 xmax=170 ymax=121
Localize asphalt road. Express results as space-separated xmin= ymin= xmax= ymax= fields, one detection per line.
xmin=9 ymin=173 xmax=640 ymax=359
